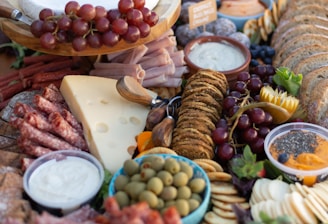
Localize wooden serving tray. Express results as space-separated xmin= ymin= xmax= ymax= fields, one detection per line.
xmin=0 ymin=0 xmax=181 ymax=56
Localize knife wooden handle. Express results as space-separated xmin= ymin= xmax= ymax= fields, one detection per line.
xmin=0 ymin=0 xmax=15 ymax=19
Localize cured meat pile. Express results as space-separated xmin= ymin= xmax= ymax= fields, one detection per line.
xmin=0 ymin=54 xmax=88 ymax=110
xmin=90 ymin=29 xmax=188 ymax=88
xmin=8 ymin=84 xmax=88 ymax=171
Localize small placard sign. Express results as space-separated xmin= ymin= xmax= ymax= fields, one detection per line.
xmin=188 ymin=0 xmax=217 ymax=30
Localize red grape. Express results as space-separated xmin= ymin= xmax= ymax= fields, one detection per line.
xmin=229 ymin=90 xmax=241 ymax=99
xmin=233 ymin=81 xmax=247 ymax=94
xmin=55 ymin=30 xmax=68 ymax=43
xmin=102 ymin=30 xmax=120 ymax=47
xmin=87 ymin=33 xmax=102 ymax=48
xmin=42 ymin=21 xmax=56 ymax=33
xmin=237 ymin=113 xmax=251 ymax=130
xmin=228 ymin=105 xmax=240 ymax=117
xmin=30 ymin=20 xmax=44 ymax=37
xmin=118 ymin=0 xmax=134 ymax=13
xmin=258 ymin=126 xmax=270 ymax=138
xmin=57 ymin=15 xmax=72 ymax=31
xmin=65 ymin=1 xmax=80 ymax=15
xmin=216 ymin=143 xmax=235 ymax=162
xmin=72 ymin=36 xmax=88 ymax=51
xmin=212 ymin=127 xmax=228 ymax=145
xmin=133 ymin=0 xmax=145 ymax=9
xmin=39 ymin=8 xmax=54 ymax=20
xmin=122 ymin=25 xmax=140 ymax=43
xmin=263 ymin=111 xmax=273 ymax=125
xmin=237 ymin=71 xmax=250 ymax=82
xmin=107 ymin=9 xmax=121 ymax=22
xmin=223 ymin=96 xmax=237 ymax=110
xmin=215 ymin=118 xmax=228 ymax=130
xmin=247 ymin=108 xmax=266 ymax=124
xmin=242 ymin=127 xmax=258 ymax=143
xmin=72 ymin=18 xmax=89 ymax=36
xmin=247 ymin=77 xmax=263 ymax=93
xmin=145 ymin=11 xmax=159 ymax=27
xmin=126 ymin=9 xmax=144 ymax=26
xmin=140 ymin=7 xmax=151 ymax=19
xmin=138 ymin=22 xmax=151 ymax=38
xmin=78 ymin=4 xmax=96 ymax=21
xmin=250 ymin=137 xmax=265 ymax=154
xmin=111 ymin=18 xmax=128 ymax=35
xmin=95 ymin=6 xmax=107 ymax=20
xmin=40 ymin=32 xmax=56 ymax=49
xmin=95 ymin=17 xmax=110 ymax=32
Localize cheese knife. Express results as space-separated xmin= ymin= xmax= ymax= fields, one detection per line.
xmin=0 ymin=0 xmax=33 ymax=26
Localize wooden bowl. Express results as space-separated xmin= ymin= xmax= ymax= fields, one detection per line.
xmin=184 ymin=35 xmax=251 ymax=88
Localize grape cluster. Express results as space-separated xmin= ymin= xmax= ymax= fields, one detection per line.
xmin=212 ymin=64 xmax=277 ymax=163
xmin=30 ymin=0 xmax=159 ymax=51
xmin=249 ymin=44 xmax=275 ymax=67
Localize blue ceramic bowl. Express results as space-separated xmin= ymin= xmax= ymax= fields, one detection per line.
xmin=109 ymin=154 xmax=211 ymax=224
xmin=217 ymin=0 xmax=274 ymax=30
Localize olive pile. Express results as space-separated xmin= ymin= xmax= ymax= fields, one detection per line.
xmin=113 ymin=155 xmax=206 ymax=217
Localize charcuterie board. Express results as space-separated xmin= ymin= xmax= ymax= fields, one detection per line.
xmin=0 ymin=0 xmax=181 ymax=56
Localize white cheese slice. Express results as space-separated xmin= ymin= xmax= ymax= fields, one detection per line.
xmin=60 ymin=75 xmax=154 ymax=173
xmin=18 ymin=0 xmax=159 ymax=21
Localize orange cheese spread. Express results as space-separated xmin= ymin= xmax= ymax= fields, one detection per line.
xmin=270 ymin=130 xmax=328 ymax=171
xmin=218 ymin=0 xmax=267 ymax=17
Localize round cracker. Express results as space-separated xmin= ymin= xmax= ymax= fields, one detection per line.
xmin=204 ymin=211 xmax=237 ymax=224
xmin=210 ymin=181 xmax=238 ymax=195
xmin=212 ymin=206 xmax=236 ymax=219
xmin=207 ymin=172 xmax=232 ymax=182
xmin=211 ymin=194 xmax=246 ymax=203
xmin=290 ymin=191 xmax=317 ymax=224
xmin=192 ymin=159 xmax=223 ymax=172
xmin=304 ymin=194 xmax=328 ymax=223
xmin=194 ymin=160 xmax=217 ymax=173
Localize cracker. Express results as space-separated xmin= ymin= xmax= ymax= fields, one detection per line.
xmin=194 ymin=161 xmax=217 ymax=173
xmin=211 ymin=194 xmax=246 ymax=203
xmin=192 ymin=159 xmax=223 ymax=172
xmin=204 ymin=211 xmax=237 ymax=224
xmin=290 ymin=191 xmax=317 ymax=224
xmin=211 ymin=199 xmax=250 ymax=211
xmin=207 ymin=172 xmax=232 ymax=182
xmin=212 ymin=206 xmax=236 ymax=219
xmin=304 ymin=194 xmax=328 ymax=223
xmin=210 ymin=181 xmax=238 ymax=195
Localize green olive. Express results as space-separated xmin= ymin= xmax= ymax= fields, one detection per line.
xmin=147 ymin=177 xmax=164 ymax=195
xmin=179 ymin=161 xmax=193 ymax=180
xmin=177 ymin=186 xmax=192 ymax=199
xmin=191 ymin=193 xmax=202 ymax=203
xmin=140 ymin=168 xmax=156 ymax=182
xmin=175 ymin=199 xmax=190 ymax=217
xmin=142 ymin=155 xmax=160 ymax=163
xmin=123 ymin=159 xmax=140 ymax=176
xmin=156 ymin=198 xmax=165 ymax=210
xmin=139 ymin=190 xmax=158 ymax=208
xmin=164 ymin=158 xmax=180 ymax=174
xmin=150 ymin=156 xmax=165 ymax=171
xmin=124 ymin=181 xmax=146 ymax=200
xmin=114 ymin=175 xmax=130 ymax=191
xmin=160 ymin=186 xmax=177 ymax=201
xmin=140 ymin=161 xmax=152 ymax=170
xmin=189 ymin=178 xmax=206 ymax=193
xmin=157 ymin=170 xmax=173 ymax=186
xmin=164 ymin=200 xmax=176 ymax=208
xmin=130 ymin=173 xmax=141 ymax=182
xmin=114 ymin=191 xmax=130 ymax=208
xmin=188 ymin=198 xmax=200 ymax=212
xmin=173 ymin=172 xmax=189 ymax=187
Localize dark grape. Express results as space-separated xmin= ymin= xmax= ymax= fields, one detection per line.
xmin=258 ymin=126 xmax=270 ymax=138
xmin=42 ymin=21 xmax=56 ymax=33
xmin=216 ymin=118 xmax=228 ymax=130
xmin=263 ymin=111 xmax=273 ymax=125
xmin=237 ymin=113 xmax=251 ymax=130
xmin=233 ymin=81 xmax=247 ymax=94
xmin=241 ymin=128 xmax=258 ymax=143
xmin=237 ymin=71 xmax=250 ymax=82
xmin=247 ymin=108 xmax=266 ymax=124
xmin=57 ymin=15 xmax=72 ymax=31
xmin=56 ymin=30 xmax=68 ymax=43
xmin=216 ymin=143 xmax=235 ymax=162
xmin=250 ymin=137 xmax=264 ymax=154
xmin=229 ymin=90 xmax=242 ymax=99
xmin=253 ymin=65 xmax=267 ymax=78
xmin=228 ymin=105 xmax=240 ymax=117
xmin=40 ymin=32 xmax=56 ymax=49
xmin=265 ymin=65 xmax=276 ymax=76
xmin=212 ymin=127 xmax=229 ymax=145
xmin=247 ymin=77 xmax=263 ymax=93
xmin=223 ymin=96 xmax=237 ymax=110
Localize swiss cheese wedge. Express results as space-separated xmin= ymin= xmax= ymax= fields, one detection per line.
xmin=60 ymin=75 xmax=155 ymax=173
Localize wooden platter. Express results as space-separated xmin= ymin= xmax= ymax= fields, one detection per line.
xmin=0 ymin=0 xmax=181 ymax=56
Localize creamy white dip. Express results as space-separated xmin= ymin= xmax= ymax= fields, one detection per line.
xmin=28 ymin=156 xmax=100 ymax=204
xmin=188 ymin=42 xmax=246 ymax=71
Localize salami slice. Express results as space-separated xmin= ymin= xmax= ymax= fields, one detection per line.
xmin=19 ymin=121 xmax=80 ymax=151
xmin=41 ymin=85 xmax=65 ymax=103
xmin=24 ymin=112 xmax=53 ymax=132
xmin=17 ymin=137 xmax=52 ymax=157
xmin=61 ymin=109 xmax=84 ymax=136
xmin=33 ymin=95 xmax=63 ymax=114
xmin=48 ymin=112 xmax=88 ymax=151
